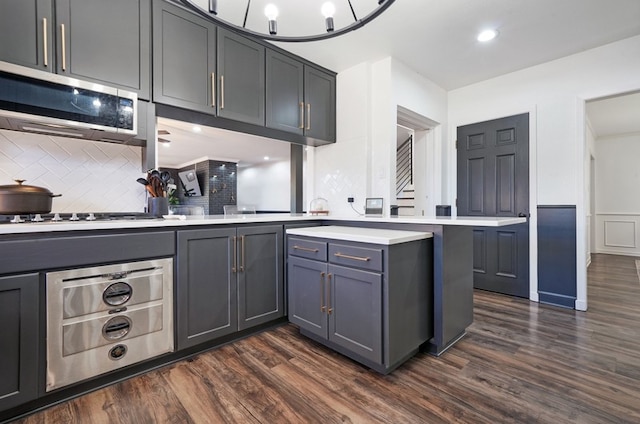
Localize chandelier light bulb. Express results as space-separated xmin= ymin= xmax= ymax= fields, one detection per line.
xmin=264 ymin=3 xmax=279 ymax=35
xmin=321 ymin=2 xmax=336 ymax=18
xmin=264 ymin=4 xmax=279 ymax=20
xmin=321 ymin=2 xmax=336 ymax=32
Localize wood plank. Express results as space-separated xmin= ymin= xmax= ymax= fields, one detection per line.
xmin=11 ymin=253 xmax=640 ymax=423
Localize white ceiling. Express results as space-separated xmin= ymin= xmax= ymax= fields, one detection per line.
xmin=586 ymin=92 xmax=640 ymax=138
xmin=156 ymin=117 xmax=292 ymax=168
xmin=163 ymin=0 xmax=640 ymax=166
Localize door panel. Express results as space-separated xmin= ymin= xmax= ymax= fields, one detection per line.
xmin=287 ymin=257 xmax=327 ymax=338
xmin=457 ymin=113 xmax=529 ymax=297
xmin=237 ymin=225 xmax=283 ymax=330
xmin=328 ymin=265 xmax=382 ymax=364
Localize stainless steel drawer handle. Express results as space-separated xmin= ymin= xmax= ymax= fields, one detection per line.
xmin=60 ymin=23 xmax=66 ymax=72
xmin=334 ymin=252 xmax=371 ymax=262
xmin=293 ymin=245 xmax=319 ymax=253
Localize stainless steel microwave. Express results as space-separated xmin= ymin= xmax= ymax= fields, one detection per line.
xmin=0 ymin=61 xmax=138 ymax=143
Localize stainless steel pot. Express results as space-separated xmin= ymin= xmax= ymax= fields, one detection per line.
xmin=0 ymin=179 xmax=61 ymax=214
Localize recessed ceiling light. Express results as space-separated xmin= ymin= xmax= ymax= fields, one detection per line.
xmin=264 ymin=156 xmax=270 ymax=161
xmin=192 ymin=125 xmax=202 ymax=133
xmin=477 ymin=29 xmax=498 ymax=42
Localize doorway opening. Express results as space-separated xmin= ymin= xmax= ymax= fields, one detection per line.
xmin=396 ymin=106 xmax=439 ymax=216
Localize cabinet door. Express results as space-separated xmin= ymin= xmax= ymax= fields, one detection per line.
xmin=287 ymin=257 xmax=328 ymax=339
xmin=55 ymin=0 xmax=151 ymax=99
xmin=0 ymin=274 xmax=39 ymax=412
xmin=0 ymin=0 xmax=52 ymax=71
xmin=177 ymin=228 xmax=237 ymax=350
xmin=266 ymin=50 xmax=304 ymax=134
xmin=304 ymin=66 xmax=336 ymax=142
xmin=217 ymin=28 xmax=265 ymax=125
xmin=328 ymin=264 xmax=382 ymax=363
xmin=153 ymin=1 xmax=216 ymax=113
xmin=237 ymin=225 xmax=283 ymax=330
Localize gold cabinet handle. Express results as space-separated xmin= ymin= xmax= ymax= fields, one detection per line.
xmin=327 ymin=273 xmax=333 ymax=314
xmin=211 ymin=72 xmax=216 ymax=107
xmin=240 ymin=235 xmax=245 ymax=272
xmin=293 ymin=245 xmax=318 ymax=253
xmin=320 ymin=272 xmax=326 ymax=312
xmin=333 ymin=252 xmax=370 ymax=262
xmin=220 ymin=75 xmax=225 ymax=109
xmin=42 ymin=18 xmax=48 ymax=67
xmin=60 ymin=24 xmax=66 ymax=72
xmin=232 ymin=235 xmax=237 ymax=273
xmin=306 ymin=103 xmax=311 ymax=130
xmin=299 ymin=102 xmax=304 ymax=129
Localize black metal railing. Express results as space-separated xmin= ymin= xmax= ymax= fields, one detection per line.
xmin=396 ymin=135 xmax=413 ymax=195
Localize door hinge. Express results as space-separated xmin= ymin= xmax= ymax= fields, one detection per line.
xmin=455 ymin=198 xmax=458 ymax=207
xmin=455 ymin=140 xmax=458 ymax=149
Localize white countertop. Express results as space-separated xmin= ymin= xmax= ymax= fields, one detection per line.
xmin=286 ymin=225 xmax=432 ymax=245
xmin=0 ymin=214 xmax=526 ymax=235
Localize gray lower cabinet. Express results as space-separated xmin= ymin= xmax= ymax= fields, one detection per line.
xmin=287 ymin=234 xmax=432 ymax=373
xmin=177 ymin=225 xmax=283 ymax=350
xmin=177 ymin=228 xmax=236 ymax=349
xmin=153 ymin=0 xmax=216 ymax=114
xmin=266 ymin=50 xmax=336 ymax=142
xmin=216 ymin=28 xmax=265 ymax=125
xmin=0 ymin=274 xmax=39 ymax=412
xmin=288 ymin=257 xmax=382 ymax=363
xmin=0 ymin=0 xmax=151 ymax=99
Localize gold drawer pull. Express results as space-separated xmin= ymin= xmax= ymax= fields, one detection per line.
xmin=293 ymin=245 xmax=319 ymax=253
xmin=327 ymin=273 xmax=333 ymax=314
xmin=320 ymin=272 xmax=326 ymax=312
xmin=334 ymin=252 xmax=370 ymax=262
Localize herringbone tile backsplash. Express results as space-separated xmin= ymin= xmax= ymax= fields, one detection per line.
xmin=0 ymin=129 xmax=146 ymax=212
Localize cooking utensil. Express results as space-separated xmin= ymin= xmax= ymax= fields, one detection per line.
xmin=0 ymin=179 xmax=61 ymax=214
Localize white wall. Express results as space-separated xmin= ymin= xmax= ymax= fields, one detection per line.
xmin=594 ymin=132 xmax=640 ymax=257
xmin=237 ymin=160 xmax=290 ymax=211
xmin=310 ymin=57 xmax=448 ymax=217
xmin=448 ymin=35 xmax=640 ymax=310
xmin=585 ymin=121 xmax=597 ymax=264
xmin=0 ymin=130 xmax=145 ymax=212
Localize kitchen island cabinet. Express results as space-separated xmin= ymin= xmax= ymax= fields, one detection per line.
xmin=0 ymin=0 xmax=151 ymax=100
xmin=176 ymin=224 xmax=283 ymax=350
xmin=0 ymin=274 xmax=39 ymax=412
xmin=287 ymin=226 xmax=433 ymax=374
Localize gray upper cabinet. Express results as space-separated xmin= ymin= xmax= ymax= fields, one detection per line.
xmin=0 ymin=0 xmax=52 ymax=70
xmin=304 ymin=65 xmax=336 ymax=142
xmin=266 ymin=51 xmax=336 ymax=142
xmin=266 ymin=50 xmax=304 ymax=135
xmin=216 ymin=28 xmax=265 ymax=126
xmin=55 ymin=0 xmax=151 ymax=99
xmin=0 ymin=0 xmax=151 ymax=100
xmin=153 ymin=0 xmax=216 ymax=113
xmin=0 ymin=274 xmax=39 ymax=412
xmin=237 ymin=225 xmax=284 ymax=330
xmin=177 ymin=228 xmax=237 ymax=350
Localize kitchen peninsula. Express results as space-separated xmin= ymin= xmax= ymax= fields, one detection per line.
xmin=0 ymin=213 xmax=524 ymax=422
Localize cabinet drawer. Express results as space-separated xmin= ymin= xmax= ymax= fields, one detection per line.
xmin=288 ymin=237 xmax=327 ymax=261
xmin=329 ymin=243 xmax=383 ymax=272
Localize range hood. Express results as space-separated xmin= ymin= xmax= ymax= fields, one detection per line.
xmin=0 ymin=61 xmax=143 ymax=145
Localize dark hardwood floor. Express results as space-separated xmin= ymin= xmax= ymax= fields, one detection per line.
xmin=14 ymin=254 xmax=640 ymax=423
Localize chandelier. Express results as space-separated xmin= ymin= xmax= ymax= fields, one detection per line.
xmin=177 ymin=0 xmax=396 ymax=42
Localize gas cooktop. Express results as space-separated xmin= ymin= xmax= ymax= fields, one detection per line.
xmin=0 ymin=212 xmax=162 ymax=224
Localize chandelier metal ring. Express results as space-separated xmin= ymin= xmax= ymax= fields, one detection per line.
xmin=177 ymin=0 xmax=396 ymax=43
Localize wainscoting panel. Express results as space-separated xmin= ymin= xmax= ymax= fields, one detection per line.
xmin=596 ymin=214 xmax=640 ymax=256
xmin=537 ymin=205 xmax=577 ymax=308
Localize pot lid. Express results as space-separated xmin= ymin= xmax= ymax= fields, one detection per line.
xmin=0 ymin=179 xmax=54 ymax=195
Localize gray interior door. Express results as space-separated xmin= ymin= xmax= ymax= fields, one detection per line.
xmin=457 ymin=113 xmax=530 ymax=297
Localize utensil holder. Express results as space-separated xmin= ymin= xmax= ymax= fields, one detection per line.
xmin=148 ymin=197 xmax=169 ymax=217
